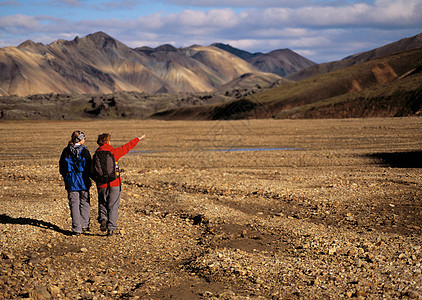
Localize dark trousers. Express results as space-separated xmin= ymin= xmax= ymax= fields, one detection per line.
xmin=97 ymin=186 xmax=121 ymax=231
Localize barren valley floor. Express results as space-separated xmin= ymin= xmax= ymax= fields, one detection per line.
xmin=0 ymin=118 xmax=421 ymax=299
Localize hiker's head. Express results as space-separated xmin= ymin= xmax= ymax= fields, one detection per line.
xmin=97 ymin=133 xmax=111 ymax=146
xmin=70 ymin=130 xmax=86 ymax=145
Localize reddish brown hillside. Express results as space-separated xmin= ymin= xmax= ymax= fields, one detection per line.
xmin=287 ymin=32 xmax=422 ymax=82
xmin=152 ymin=47 xmax=422 ymax=120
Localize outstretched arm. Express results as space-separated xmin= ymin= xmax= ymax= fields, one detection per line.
xmin=113 ymin=135 xmax=146 ymax=161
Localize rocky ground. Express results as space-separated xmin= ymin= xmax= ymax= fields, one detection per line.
xmin=0 ymin=118 xmax=421 ymax=299
xmin=0 ymin=91 xmax=232 ymax=120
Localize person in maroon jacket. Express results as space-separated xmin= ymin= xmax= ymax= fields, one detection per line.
xmin=95 ymin=133 xmax=146 ymax=236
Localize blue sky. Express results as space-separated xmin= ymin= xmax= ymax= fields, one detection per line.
xmin=0 ymin=0 xmax=421 ymax=63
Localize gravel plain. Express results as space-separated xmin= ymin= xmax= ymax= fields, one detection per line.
xmin=0 ymin=118 xmax=421 ymax=299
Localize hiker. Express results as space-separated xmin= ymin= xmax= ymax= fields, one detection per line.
xmin=59 ymin=130 xmax=92 ymax=236
xmin=93 ymin=133 xmax=146 ymax=236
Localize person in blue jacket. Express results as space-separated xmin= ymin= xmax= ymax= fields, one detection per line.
xmin=59 ymin=130 xmax=92 ymax=236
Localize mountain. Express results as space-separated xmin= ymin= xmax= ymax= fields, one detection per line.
xmin=2 ymin=32 xmax=421 ymax=120
xmin=211 ymin=43 xmax=258 ymax=60
xmin=216 ymin=72 xmax=289 ymax=92
xmin=247 ymin=49 xmax=316 ymax=77
xmin=2 ymin=46 xmax=420 ymax=120
xmin=286 ymin=32 xmax=422 ymax=82
xmin=152 ymin=47 xmax=422 ymax=120
xmin=0 ymin=32 xmax=293 ymax=97
xmin=212 ymin=43 xmax=316 ymax=77
xmin=0 ymin=32 xmax=162 ymax=96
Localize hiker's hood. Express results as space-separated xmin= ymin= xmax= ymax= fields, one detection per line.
xmin=97 ymin=143 xmax=113 ymax=151
xmin=69 ymin=143 xmax=84 ymax=157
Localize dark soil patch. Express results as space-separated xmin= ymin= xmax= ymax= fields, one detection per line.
xmin=367 ymin=151 xmax=422 ymax=168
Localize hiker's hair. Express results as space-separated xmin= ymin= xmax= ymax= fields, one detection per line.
xmin=69 ymin=131 xmax=84 ymax=145
xmin=97 ymin=133 xmax=111 ymax=146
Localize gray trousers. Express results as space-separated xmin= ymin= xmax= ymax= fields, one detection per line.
xmin=68 ymin=190 xmax=90 ymax=233
xmin=97 ymin=186 xmax=121 ymax=231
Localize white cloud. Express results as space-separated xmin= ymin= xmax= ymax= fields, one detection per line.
xmin=165 ymin=8 xmax=238 ymax=28
xmin=246 ymin=28 xmax=309 ymax=39
xmin=370 ymin=0 xmax=422 ymax=26
xmin=0 ymin=14 xmax=40 ymax=32
xmin=290 ymin=0 xmax=422 ymax=27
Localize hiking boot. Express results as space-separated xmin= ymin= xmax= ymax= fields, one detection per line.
xmin=100 ymin=220 xmax=107 ymax=232
xmin=107 ymin=229 xmax=114 ymax=236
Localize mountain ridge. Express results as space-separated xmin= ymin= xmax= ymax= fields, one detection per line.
xmin=212 ymin=43 xmax=316 ymax=77
xmin=151 ymin=46 xmax=422 ymax=120
xmin=1 ymin=32 xmax=422 ymax=120
xmin=0 ymin=32 xmax=316 ymax=97
xmin=286 ymin=33 xmax=422 ymax=81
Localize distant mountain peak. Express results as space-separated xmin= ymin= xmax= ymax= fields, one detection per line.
xmin=268 ymin=48 xmax=294 ymax=54
xmin=0 ymin=31 xmax=318 ymax=97
xmin=17 ymin=40 xmax=44 ymax=49
xmin=155 ymin=44 xmax=178 ymax=52
xmin=0 ymin=31 xmax=279 ymax=97
xmin=86 ymin=31 xmax=112 ymax=40
xmin=212 ymin=43 xmax=258 ymax=60
xmin=81 ymin=31 xmax=121 ymax=49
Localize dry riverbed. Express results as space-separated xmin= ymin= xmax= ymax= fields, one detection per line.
xmin=0 ymin=118 xmax=421 ymax=299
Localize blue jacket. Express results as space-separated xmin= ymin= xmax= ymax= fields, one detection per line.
xmin=59 ymin=144 xmax=92 ymax=191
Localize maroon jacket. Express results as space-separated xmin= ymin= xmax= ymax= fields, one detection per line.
xmin=95 ymin=137 xmax=140 ymax=188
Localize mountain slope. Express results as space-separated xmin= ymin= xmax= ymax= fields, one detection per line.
xmin=287 ymin=32 xmax=422 ymax=82
xmin=152 ymin=47 xmax=422 ymax=120
xmin=0 ymin=32 xmax=281 ymax=96
xmin=246 ymin=49 xmax=316 ymax=77
xmin=135 ymin=44 xmax=220 ymax=93
xmin=213 ymin=43 xmax=316 ymax=77
xmin=0 ymin=32 xmax=165 ymax=96
xmin=211 ymin=43 xmax=258 ymax=60
xmin=217 ymin=72 xmax=290 ymax=92
xmin=184 ymin=45 xmax=260 ymax=83
xmin=241 ymin=47 xmax=422 ymax=119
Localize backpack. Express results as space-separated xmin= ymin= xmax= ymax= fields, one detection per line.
xmin=92 ymin=150 xmax=119 ymax=185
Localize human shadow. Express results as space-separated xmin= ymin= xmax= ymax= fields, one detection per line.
xmin=0 ymin=214 xmax=73 ymax=236
xmin=367 ymin=151 xmax=422 ymax=168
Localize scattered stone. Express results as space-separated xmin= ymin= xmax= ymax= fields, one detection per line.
xmin=48 ymin=285 xmax=61 ymax=298
xmin=1 ymin=119 xmax=421 ymax=299
xmin=1 ymin=251 xmax=15 ymax=260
